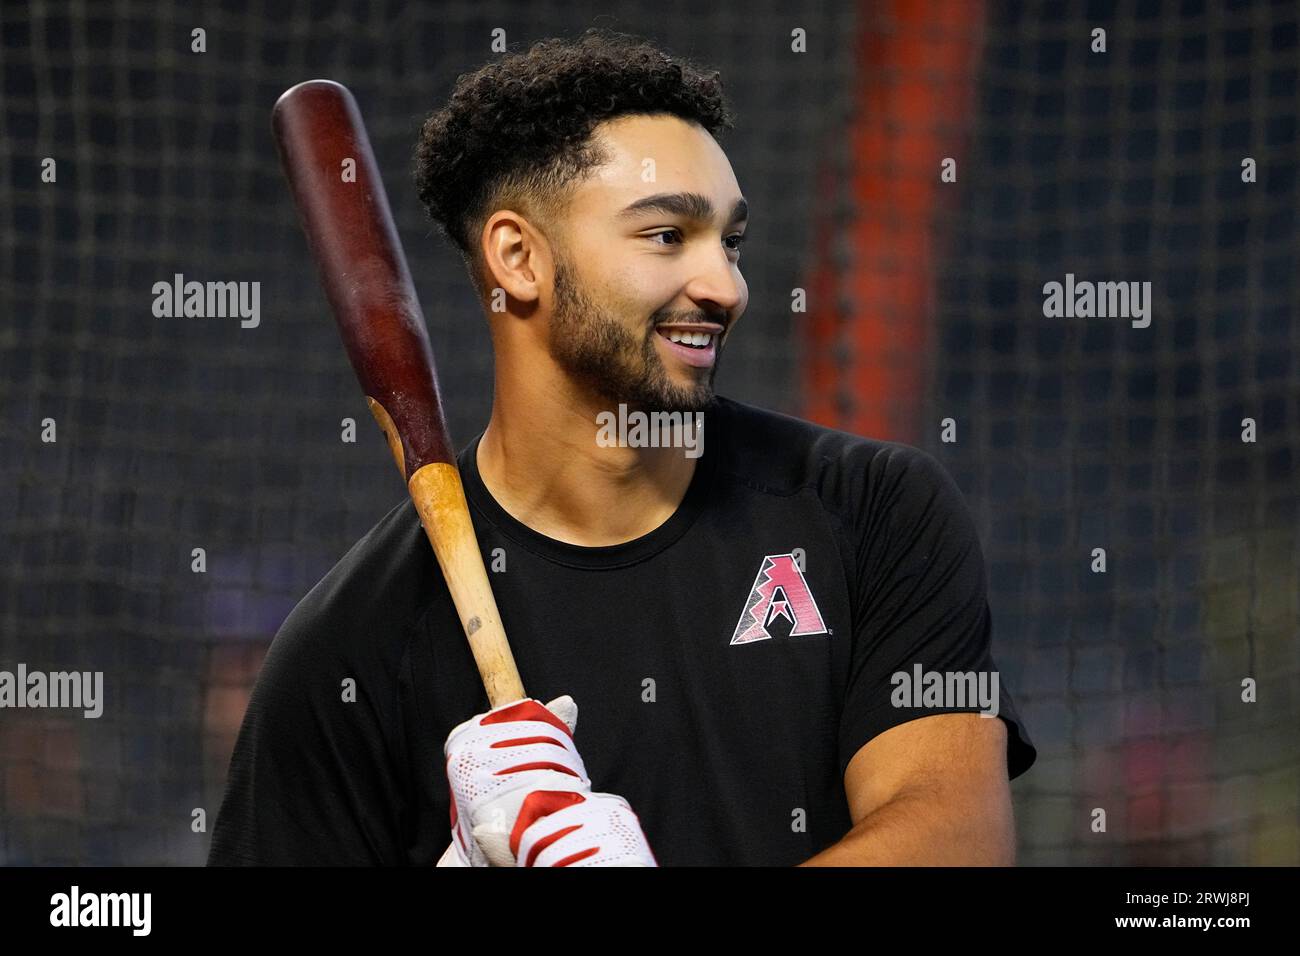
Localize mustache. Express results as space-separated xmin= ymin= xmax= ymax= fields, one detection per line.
xmin=650 ymin=312 xmax=729 ymax=330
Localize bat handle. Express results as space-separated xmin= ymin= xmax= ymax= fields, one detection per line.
xmin=408 ymin=461 xmax=527 ymax=708
xmin=365 ymin=396 xmax=526 ymax=707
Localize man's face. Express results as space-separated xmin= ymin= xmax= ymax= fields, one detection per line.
xmin=545 ymin=114 xmax=748 ymax=414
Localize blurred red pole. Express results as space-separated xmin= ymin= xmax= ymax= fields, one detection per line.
xmin=802 ymin=0 xmax=985 ymax=442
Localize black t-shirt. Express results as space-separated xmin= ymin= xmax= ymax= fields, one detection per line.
xmin=208 ymin=395 xmax=1036 ymax=866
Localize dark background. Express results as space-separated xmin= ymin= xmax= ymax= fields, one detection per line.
xmin=1 ymin=0 xmax=1296 ymax=865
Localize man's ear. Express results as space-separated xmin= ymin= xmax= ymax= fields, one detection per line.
xmin=480 ymin=209 xmax=552 ymax=306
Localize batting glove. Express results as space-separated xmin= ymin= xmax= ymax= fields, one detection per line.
xmin=435 ymin=695 xmax=657 ymax=867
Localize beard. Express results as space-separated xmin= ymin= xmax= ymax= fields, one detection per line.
xmin=547 ymin=254 xmax=720 ymax=414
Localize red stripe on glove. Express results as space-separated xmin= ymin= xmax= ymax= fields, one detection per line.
xmin=511 ymin=790 xmax=588 ymax=858
xmin=553 ymin=846 xmax=601 ymax=867
xmin=494 ymin=761 xmax=581 ymax=778
xmin=490 ymin=735 xmax=567 ymax=749
xmin=481 ymin=699 xmax=574 ymax=738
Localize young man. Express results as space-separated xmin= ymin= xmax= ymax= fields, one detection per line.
xmin=209 ymin=29 xmax=1036 ymax=867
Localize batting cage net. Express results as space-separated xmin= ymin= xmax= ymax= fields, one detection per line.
xmin=1 ymin=1 xmax=1296 ymax=865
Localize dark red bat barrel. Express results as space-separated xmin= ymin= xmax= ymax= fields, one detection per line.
xmin=271 ymin=79 xmax=454 ymax=478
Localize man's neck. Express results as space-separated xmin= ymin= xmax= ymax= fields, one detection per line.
xmin=475 ymin=389 xmax=698 ymax=548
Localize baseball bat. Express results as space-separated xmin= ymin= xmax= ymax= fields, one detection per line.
xmin=271 ymin=79 xmax=526 ymax=708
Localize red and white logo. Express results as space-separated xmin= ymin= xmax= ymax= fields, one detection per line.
xmin=729 ymin=553 xmax=828 ymax=645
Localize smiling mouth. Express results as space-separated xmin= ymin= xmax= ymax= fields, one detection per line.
xmin=656 ymin=328 xmax=717 ymax=350
xmin=654 ymin=325 xmax=720 ymax=368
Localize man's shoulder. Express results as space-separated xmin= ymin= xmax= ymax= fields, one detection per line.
xmin=710 ymin=395 xmax=951 ymax=515
xmin=273 ymin=495 xmax=435 ymax=659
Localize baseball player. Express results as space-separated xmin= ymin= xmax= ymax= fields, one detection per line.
xmin=209 ymin=28 xmax=1036 ymax=867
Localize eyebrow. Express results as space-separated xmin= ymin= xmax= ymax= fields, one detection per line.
xmin=616 ymin=192 xmax=749 ymax=226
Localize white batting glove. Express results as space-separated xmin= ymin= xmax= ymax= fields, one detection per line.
xmin=435 ymin=695 xmax=657 ymax=867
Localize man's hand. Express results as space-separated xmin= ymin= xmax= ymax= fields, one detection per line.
xmin=436 ymin=695 xmax=657 ymax=867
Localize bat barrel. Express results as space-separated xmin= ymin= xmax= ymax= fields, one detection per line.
xmin=271 ymin=79 xmax=455 ymax=478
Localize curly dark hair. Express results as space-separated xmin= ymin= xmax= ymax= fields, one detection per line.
xmin=413 ymin=28 xmax=735 ymax=294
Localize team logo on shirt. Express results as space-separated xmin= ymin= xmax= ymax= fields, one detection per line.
xmin=729 ymin=553 xmax=828 ymax=644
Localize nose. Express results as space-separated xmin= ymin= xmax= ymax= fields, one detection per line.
xmin=686 ymin=244 xmax=747 ymax=322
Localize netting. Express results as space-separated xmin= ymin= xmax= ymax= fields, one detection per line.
xmin=1 ymin=0 xmax=1295 ymax=865
xmin=919 ymin=0 xmax=1299 ymax=864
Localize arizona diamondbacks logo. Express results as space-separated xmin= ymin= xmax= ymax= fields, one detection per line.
xmin=730 ymin=553 xmax=828 ymax=644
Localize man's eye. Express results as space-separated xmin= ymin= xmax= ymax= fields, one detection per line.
xmin=647 ymin=229 xmax=684 ymax=246
xmin=647 ymin=229 xmax=748 ymax=252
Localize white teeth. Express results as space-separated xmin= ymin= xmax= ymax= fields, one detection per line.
xmin=663 ymin=329 xmax=713 ymax=348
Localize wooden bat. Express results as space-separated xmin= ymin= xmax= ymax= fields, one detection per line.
xmin=271 ymin=79 xmax=526 ymax=708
